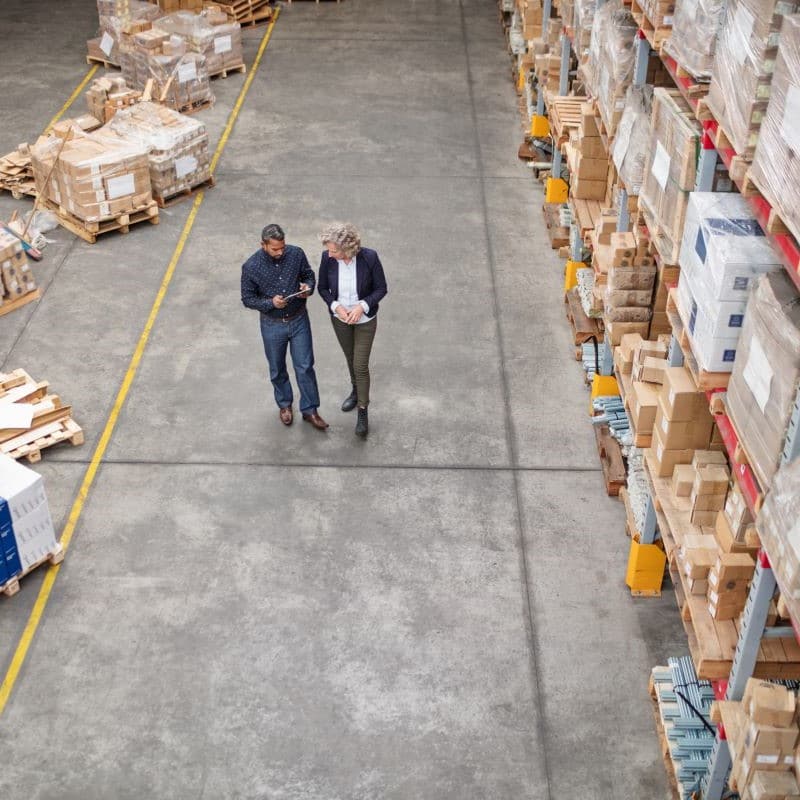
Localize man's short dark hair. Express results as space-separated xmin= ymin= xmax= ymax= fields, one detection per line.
xmin=261 ymin=224 xmax=285 ymax=243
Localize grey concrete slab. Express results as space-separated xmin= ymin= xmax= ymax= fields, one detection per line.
xmin=518 ymin=471 xmax=687 ymax=799
xmin=0 ymin=464 xmax=547 ymax=800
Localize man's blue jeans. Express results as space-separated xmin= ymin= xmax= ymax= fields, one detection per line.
xmin=260 ymin=310 xmax=321 ymax=415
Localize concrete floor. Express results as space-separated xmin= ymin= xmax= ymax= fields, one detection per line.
xmin=0 ymin=1 xmax=687 ymax=797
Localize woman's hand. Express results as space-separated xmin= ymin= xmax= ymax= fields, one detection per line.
xmin=346 ymin=305 xmax=364 ymax=324
xmin=335 ymin=305 xmax=349 ymax=322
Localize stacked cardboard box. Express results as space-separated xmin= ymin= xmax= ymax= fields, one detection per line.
xmin=0 ymin=231 xmax=37 ymax=313
xmin=0 ymin=145 xmax=36 ymax=200
xmin=707 ymin=551 xmax=754 ymax=620
xmin=750 ymin=14 xmax=800 ymax=244
xmin=726 ymin=271 xmax=800 ymax=489
xmin=612 ymin=86 xmax=652 ymax=197
xmin=677 ymin=531 xmax=719 ymax=595
xmin=533 ymin=20 xmax=565 ymax=99
xmin=676 ymin=192 xmax=782 ymax=373
xmin=86 ymin=76 xmax=142 ymax=124
xmin=30 ymin=125 xmax=153 ymax=225
xmin=728 ymin=680 xmax=800 ymax=794
xmin=105 ymin=101 xmax=211 ymax=203
xmin=154 ymin=11 xmax=244 ymax=76
xmin=517 ymin=0 xmax=544 ymax=39
xmin=573 ymin=0 xmax=598 ymax=61
xmin=707 ymin=0 xmax=800 ymax=160
xmin=631 ymin=337 xmax=668 ymax=383
xmin=0 ymin=454 xmax=59 ymax=588
xmin=663 ymin=0 xmax=725 ymax=79
xmin=715 ymin=479 xmax=758 ymax=554
xmin=90 ymin=0 xmax=162 ymax=66
xmin=566 ymin=106 xmax=610 ymax=200
xmin=603 ymin=231 xmax=656 ymax=327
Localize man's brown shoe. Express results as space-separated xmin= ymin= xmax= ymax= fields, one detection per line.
xmin=279 ymin=406 xmax=293 ymax=426
xmin=302 ymin=412 xmax=329 ymax=430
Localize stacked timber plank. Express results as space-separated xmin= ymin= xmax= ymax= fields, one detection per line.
xmin=0 ymin=370 xmax=84 ymax=464
xmin=209 ymin=0 xmax=274 ymax=25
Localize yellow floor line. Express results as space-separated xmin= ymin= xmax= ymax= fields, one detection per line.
xmin=0 ymin=11 xmax=280 ymax=716
xmin=46 ymin=65 xmax=99 ymax=132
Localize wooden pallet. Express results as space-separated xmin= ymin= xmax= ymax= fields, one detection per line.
xmin=648 ymin=670 xmax=685 ymax=800
xmin=564 ymin=287 xmax=602 ymax=357
xmin=548 ymin=96 xmax=586 ymax=144
xmin=86 ymin=54 xmax=120 ymax=69
xmin=208 ymin=63 xmax=247 ymax=80
xmin=2 ymin=417 xmax=84 ymax=463
xmin=155 ymin=175 xmax=215 ymax=208
xmin=542 ymin=202 xmax=570 ymax=249
xmin=0 ymin=543 xmax=64 ymax=598
xmin=42 ymin=197 xmax=159 ymax=244
xmin=0 ymin=288 xmax=41 ymax=318
xmin=631 ymin=0 xmax=673 ymax=49
xmin=595 ymin=423 xmax=626 ymax=496
xmin=176 ymin=99 xmax=214 ymax=117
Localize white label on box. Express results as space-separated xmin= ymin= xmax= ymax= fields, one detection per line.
xmin=668 ymin=389 xmax=675 ymax=408
xmin=656 ymin=443 xmax=664 ymax=461
xmin=92 ymin=175 xmax=103 ymax=190
xmin=106 ymin=173 xmax=134 ymax=200
xmin=99 ymin=201 xmax=110 ymax=217
xmin=743 ymin=334 xmax=773 ymax=413
xmin=214 ymin=35 xmax=232 ymax=54
xmin=174 ymin=155 xmax=198 ymax=179
xmin=178 ymin=61 xmax=197 ymax=84
xmin=755 ymin=754 xmax=780 ymax=765
xmin=90 ymin=163 xmax=100 ymax=176
xmin=100 ymin=32 xmax=114 ymax=57
xmin=785 ymin=755 xmax=795 ymax=765
xmin=661 ymin=415 xmax=669 ymax=434
xmin=651 ymin=142 xmax=670 ymax=190
xmin=709 ymin=589 xmax=719 ymax=604
xmin=780 ymin=86 xmax=800 ymax=153
xmin=709 ymin=571 xmax=718 ymax=587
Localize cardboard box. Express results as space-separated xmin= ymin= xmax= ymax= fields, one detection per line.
xmin=693 ymin=508 xmax=722 ymax=527
xmin=660 ymin=367 xmax=709 ymax=421
xmin=693 ymin=450 xmax=728 ymax=470
xmin=745 ymin=770 xmax=800 ymax=800
xmin=712 ymin=552 xmax=757 ymax=582
xmin=607 ymin=321 xmax=650 ymax=346
xmin=641 ymin=356 xmax=668 ymax=384
xmin=630 ymin=380 xmax=660 ymax=433
xmin=672 ymin=464 xmax=695 ymax=497
xmin=743 ymin=679 xmax=798 ymax=729
xmin=694 ymin=465 xmax=730 ymax=495
xmin=650 ymin=424 xmax=695 ymax=478
xmin=654 ymin=397 xmax=715 ymax=449
xmin=692 ymin=492 xmax=727 ymax=512
xmin=684 ymin=547 xmax=717 ymax=579
xmin=744 ymin=721 xmax=799 ymax=763
xmin=619 ymin=333 xmax=644 ymax=364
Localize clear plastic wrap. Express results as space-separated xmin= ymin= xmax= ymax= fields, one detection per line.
xmin=612 ymin=86 xmax=652 ymax=195
xmin=586 ymin=0 xmax=638 ymax=137
xmin=92 ymin=0 xmax=161 ymax=65
xmin=638 ymin=88 xmax=701 ymax=263
xmin=756 ymin=457 xmax=800 ymax=617
xmin=30 ymin=124 xmax=152 ymax=224
xmin=707 ymin=0 xmax=800 ymax=157
xmin=573 ymin=0 xmax=598 ymax=61
xmin=155 ymin=12 xmax=244 ymax=74
xmin=106 ymin=101 xmax=211 ymax=201
xmin=726 ymin=270 xmax=800 ymax=488
xmin=607 ymin=265 xmax=657 ymax=290
xmin=750 ymin=14 xmax=800 ymax=244
xmin=663 ymin=0 xmax=725 ymax=79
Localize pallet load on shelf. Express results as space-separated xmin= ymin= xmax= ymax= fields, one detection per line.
xmin=676 ymin=192 xmax=782 ymax=373
xmin=612 ymin=86 xmax=652 ymax=198
xmin=533 ymin=20 xmax=564 ymax=101
xmin=573 ymin=0 xmax=598 ymax=62
xmin=517 ymin=0 xmax=544 ymax=40
xmin=725 ymin=270 xmax=800 ymax=490
xmin=749 ymin=14 xmax=800 ymax=245
xmin=120 ymin=25 xmax=214 ymax=113
xmin=30 ymin=123 xmax=157 ymax=237
xmin=706 ymin=0 xmax=800 ymax=160
xmin=758 ymin=458 xmax=800 ymax=626
xmin=565 ymin=104 xmax=609 ymax=200
xmin=639 ymin=88 xmax=701 ymax=264
xmin=0 ymin=454 xmax=61 ymax=597
xmin=603 ymin=231 xmax=656 ymax=328
xmin=0 ymin=230 xmax=38 ymax=317
xmin=89 ymin=0 xmax=162 ymax=66
xmin=662 ymin=0 xmax=724 ymax=79
xmin=715 ymin=478 xmax=757 ymax=554
xmin=105 ymin=101 xmax=212 ymax=205
xmin=155 ymin=11 xmax=244 ymax=77
xmin=86 ymin=76 xmax=142 ymax=124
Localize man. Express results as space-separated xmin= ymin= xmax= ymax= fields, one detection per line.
xmin=241 ymin=224 xmax=328 ymax=430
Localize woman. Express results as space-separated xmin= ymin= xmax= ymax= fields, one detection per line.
xmin=317 ymin=223 xmax=388 ymax=438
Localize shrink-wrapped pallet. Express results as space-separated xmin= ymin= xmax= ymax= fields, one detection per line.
xmin=706 ymin=0 xmax=800 ymax=158
xmin=0 ymin=230 xmax=36 ymax=309
xmin=31 ymin=125 xmax=153 ymax=225
xmin=586 ymin=0 xmax=638 ymax=139
xmin=749 ymin=14 xmax=800 ymax=244
xmin=726 ymin=271 xmax=800 ymax=489
xmin=612 ymin=86 xmax=652 ymax=195
xmin=663 ymin=0 xmax=725 ymax=79
xmin=638 ymin=88 xmax=701 ymax=263
xmin=573 ymin=0 xmax=597 ymax=61
xmin=155 ymin=11 xmax=243 ymax=75
xmin=90 ymin=0 xmax=161 ymax=66
xmin=105 ymin=101 xmax=211 ymax=203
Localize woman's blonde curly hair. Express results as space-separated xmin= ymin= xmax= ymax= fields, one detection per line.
xmin=319 ymin=222 xmax=361 ymax=259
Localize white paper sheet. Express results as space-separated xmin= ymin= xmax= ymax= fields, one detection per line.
xmin=0 ymin=404 xmax=34 ymax=430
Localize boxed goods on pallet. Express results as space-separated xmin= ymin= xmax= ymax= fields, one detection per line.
xmin=105 ymin=101 xmax=211 ymax=203
xmin=86 ymin=76 xmax=142 ymax=124
xmin=663 ymin=0 xmax=725 ymax=79
xmin=726 ymin=271 xmax=800 ymax=489
xmin=155 ymin=11 xmax=244 ymax=76
xmin=706 ymin=0 xmax=800 ymax=159
xmin=150 ymin=0 xmax=203 ymax=10
xmin=749 ymin=14 xmax=800 ymax=244
xmin=758 ymin=458 xmax=800 ymax=625
xmin=517 ymin=0 xmax=544 ymax=39
xmin=603 ymin=231 xmax=656 ymax=322
xmin=0 ymin=454 xmax=58 ymax=590
xmin=0 ymin=231 xmax=37 ymax=313
xmin=566 ymin=106 xmax=609 ymax=199
xmin=715 ymin=480 xmax=757 ymax=553
xmin=30 ymin=125 xmax=153 ymax=226
xmin=573 ymin=0 xmax=598 ymax=60
xmin=676 ymin=193 xmax=782 ymax=372
xmin=639 ymin=88 xmax=701 ymax=264
xmin=585 ymin=0 xmax=638 ymax=139
xmin=90 ymin=0 xmax=162 ymax=66
xmin=612 ymin=86 xmax=652 ymax=196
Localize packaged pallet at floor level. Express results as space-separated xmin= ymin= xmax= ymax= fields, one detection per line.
xmin=612 ymin=86 xmax=653 ymax=197
xmin=706 ymin=0 xmax=800 ymax=159
xmin=757 ymin=457 xmax=800 ymax=624
xmin=639 ymin=89 xmax=702 ymax=264
xmin=750 ymin=14 xmax=800 ymax=244
xmin=662 ymin=0 xmax=725 ymax=79
xmin=155 ymin=11 xmax=243 ymax=76
xmin=0 ymin=230 xmax=36 ymax=310
xmin=91 ymin=0 xmax=162 ymax=66
xmin=30 ymin=125 xmax=153 ymax=225
xmin=726 ymin=271 xmax=800 ymax=490
xmin=105 ymin=101 xmax=211 ymax=203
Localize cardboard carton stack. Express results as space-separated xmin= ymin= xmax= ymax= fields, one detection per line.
xmin=30 ymin=125 xmax=153 ymax=226
xmin=533 ymin=20 xmax=566 ymax=100
xmin=517 ymin=0 xmax=544 ymax=39
xmin=728 ymin=680 xmax=800 ymax=796
xmin=0 ymin=231 xmax=37 ymax=314
xmin=707 ymin=550 xmax=755 ymax=620
xmin=622 ymin=337 xmax=668 ymax=445
xmin=105 ymin=101 xmax=212 ymax=204
xmin=566 ymin=105 xmax=610 ymax=200
xmin=155 ymin=11 xmax=244 ymax=76
xmin=725 ymin=271 xmax=800 ymax=490
xmin=750 ymin=14 xmax=800 ymax=244
xmin=86 ymin=76 xmax=143 ymax=124
xmin=89 ymin=0 xmax=162 ymax=67
xmin=676 ymin=192 xmax=781 ymax=373
xmin=715 ymin=480 xmax=758 ymax=554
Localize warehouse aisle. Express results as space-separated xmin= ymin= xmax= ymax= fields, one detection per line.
xmin=0 ymin=2 xmax=686 ymax=797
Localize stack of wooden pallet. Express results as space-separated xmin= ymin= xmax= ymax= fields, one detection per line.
xmin=0 ymin=146 xmax=36 ymax=200
xmin=210 ymin=0 xmax=274 ymax=25
xmin=0 ymin=369 xmax=84 ymax=463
